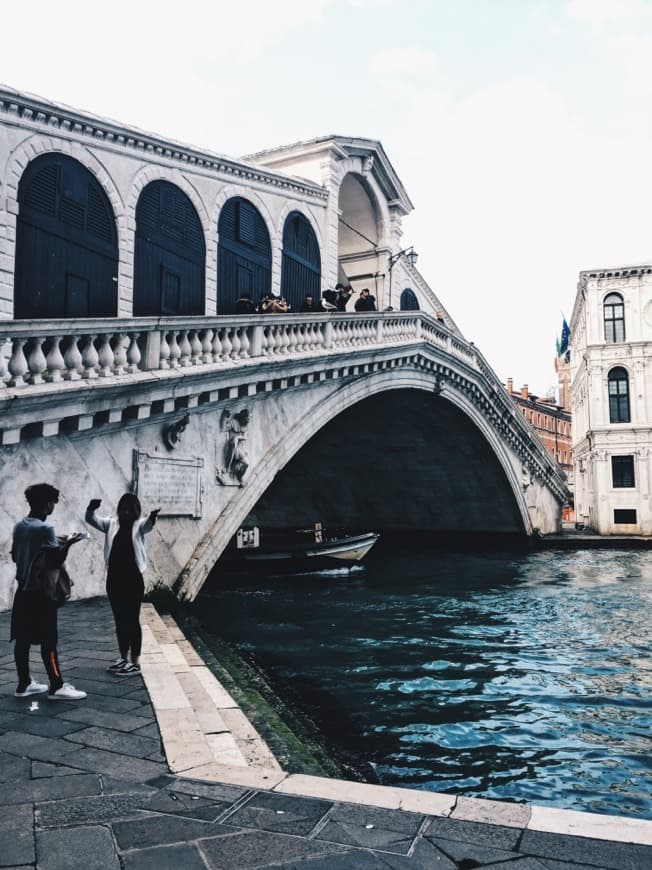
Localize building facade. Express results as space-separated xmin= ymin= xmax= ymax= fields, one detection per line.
xmin=505 ymin=379 xmax=572 ymax=477
xmin=570 ymin=264 xmax=652 ymax=534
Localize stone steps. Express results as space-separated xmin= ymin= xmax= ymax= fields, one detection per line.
xmin=139 ymin=604 xmax=282 ymax=783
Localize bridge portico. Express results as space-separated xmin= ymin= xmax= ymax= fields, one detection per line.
xmin=0 ymin=311 xmax=569 ymax=607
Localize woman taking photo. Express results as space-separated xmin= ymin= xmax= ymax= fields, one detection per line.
xmin=85 ymin=494 xmax=159 ymax=676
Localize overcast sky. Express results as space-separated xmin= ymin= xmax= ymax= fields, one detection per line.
xmin=3 ymin=0 xmax=652 ymax=395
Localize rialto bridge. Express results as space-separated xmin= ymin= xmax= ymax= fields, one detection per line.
xmin=0 ymin=87 xmax=570 ymax=607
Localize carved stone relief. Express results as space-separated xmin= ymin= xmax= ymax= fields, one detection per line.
xmin=216 ymin=408 xmax=251 ymax=487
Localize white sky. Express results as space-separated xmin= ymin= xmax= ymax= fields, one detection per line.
xmin=3 ymin=0 xmax=652 ymax=396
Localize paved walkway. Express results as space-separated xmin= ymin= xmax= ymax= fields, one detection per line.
xmin=0 ymin=598 xmax=651 ymax=869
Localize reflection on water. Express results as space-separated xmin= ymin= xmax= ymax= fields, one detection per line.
xmin=197 ymin=548 xmax=652 ymax=818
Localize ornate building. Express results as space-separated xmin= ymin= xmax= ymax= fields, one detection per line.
xmin=505 ymin=380 xmax=572 ymax=477
xmin=570 ymin=264 xmax=652 ymax=534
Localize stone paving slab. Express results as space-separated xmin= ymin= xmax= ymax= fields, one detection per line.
xmin=1 ymin=598 xmax=652 ymax=870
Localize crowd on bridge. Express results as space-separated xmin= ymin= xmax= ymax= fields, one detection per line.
xmin=233 ymin=283 xmax=378 ymax=315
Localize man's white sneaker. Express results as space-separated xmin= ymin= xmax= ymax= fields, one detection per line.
xmin=48 ymin=683 xmax=87 ymax=701
xmin=15 ymin=680 xmax=48 ymax=698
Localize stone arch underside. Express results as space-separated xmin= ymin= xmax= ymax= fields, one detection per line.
xmin=240 ymin=389 xmax=525 ymax=538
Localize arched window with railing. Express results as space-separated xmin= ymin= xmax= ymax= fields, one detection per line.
xmin=604 ymin=292 xmax=625 ymax=343
xmin=15 ymin=153 xmax=118 ymax=318
xmin=400 ymin=288 xmax=419 ymax=310
xmin=608 ymin=366 xmax=630 ymax=423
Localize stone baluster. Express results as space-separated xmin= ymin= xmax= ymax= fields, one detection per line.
xmin=168 ymin=331 xmax=181 ymax=368
xmin=112 ymin=333 xmax=128 ymax=374
xmin=63 ymin=336 xmax=83 ymax=381
xmin=27 ymin=337 xmax=48 ymax=385
xmin=159 ymin=331 xmax=171 ymax=369
xmin=220 ymin=328 xmax=233 ymax=362
xmin=178 ymin=330 xmax=192 ymax=367
xmin=239 ymin=326 xmax=250 ymax=358
xmin=313 ymin=323 xmax=324 ymax=350
xmin=260 ymin=326 xmax=270 ymax=357
xmin=279 ymin=325 xmax=290 ymax=354
xmin=189 ymin=330 xmax=202 ymax=365
xmin=211 ymin=328 xmax=222 ymax=362
xmin=80 ymin=334 xmax=99 ymax=379
xmin=96 ymin=333 xmax=115 ymax=377
xmin=230 ymin=328 xmax=241 ymax=360
xmin=249 ymin=324 xmax=263 ymax=358
xmin=8 ymin=338 xmax=29 ymax=387
xmin=0 ymin=338 xmax=9 ymax=385
xmin=287 ymin=324 xmax=298 ymax=355
xmin=126 ymin=333 xmax=141 ymax=374
xmin=293 ymin=325 xmax=303 ymax=353
xmin=272 ymin=325 xmax=282 ymax=355
xmin=201 ymin=329 xmax=214 ymax=363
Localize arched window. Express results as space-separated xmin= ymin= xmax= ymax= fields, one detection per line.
xmin=280 ymin=212 xmax=321 ymax=311
xmin=217 ymin=197 xmax=271 ymax=313
xmin=15 ymin=154 xmax=118 ymax=318
xmin=134 ymin=181 xmax=205 ymax=316
xmin=608 ymin=367 xmax=630 ymax=423
xmin=400 ymin=288 xmax=419 ymax=311
xmin=604 ymin=293 xmax=625 ymax=343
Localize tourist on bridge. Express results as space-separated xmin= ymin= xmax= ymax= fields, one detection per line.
xmin=85 ymin=494 xmax=159 ymax=677
xmin=300 ymin=294 xmax=316 ymax=312
xmin=354 ymin=287 xmax=377 ymax=311
xmin=234 ymin=293 xmax=256 ymax=314
xmin=11 ymin=483 xmax=87 ymax=700
xmin=335 ymin=283 xmax=353 ymax=311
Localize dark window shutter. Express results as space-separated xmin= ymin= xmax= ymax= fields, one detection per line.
xmin=25 ymin=164 xmax=58 ymax=215
xmin=238 ymin=201 xmax=256 ymax=246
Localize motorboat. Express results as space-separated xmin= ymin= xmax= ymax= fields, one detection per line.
xmin=222 ymin=525 xmax=379 ymax=574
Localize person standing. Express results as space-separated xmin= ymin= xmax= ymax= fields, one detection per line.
xmin=336 ymin=284 xmax=353 ymax=311
xmin=11 ymin=483 xmax=87 ymax=700
xmin=85 ymin=494 xmax=159 ymax=676
xmin=354 ymin=287 xmax=377 ymax=311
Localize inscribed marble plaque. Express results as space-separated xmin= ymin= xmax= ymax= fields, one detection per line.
xmin=133 ymin=450 xmax=203 ymax=517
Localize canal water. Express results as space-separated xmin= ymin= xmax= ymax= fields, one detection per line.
xmin=197 ymin=548 xmax=652 ymax=818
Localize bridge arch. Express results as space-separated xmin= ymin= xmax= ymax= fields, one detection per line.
xmin=179 ymin=370 xmax=532 ymax=600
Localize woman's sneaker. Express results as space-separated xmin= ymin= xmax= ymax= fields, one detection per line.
xmin=49 ymin=683 xmax=87 ymax=701
xmin=15 ymin=680 xmax=48 ymax=698
xmin=116 ymin=663 xmax=141 ymax=677
xmin=107 ymin=658 xmax=128 ymax=673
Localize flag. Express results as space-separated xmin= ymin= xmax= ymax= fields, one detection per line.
xmin=559 ymin=318 xmax=570 ymax=356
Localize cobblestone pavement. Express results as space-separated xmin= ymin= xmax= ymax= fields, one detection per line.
xmin=0 ymin=598 xmax=650 ymax=869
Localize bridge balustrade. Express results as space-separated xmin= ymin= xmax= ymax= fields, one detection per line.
xmin=0 ymin=312 xmax=452 ymax=390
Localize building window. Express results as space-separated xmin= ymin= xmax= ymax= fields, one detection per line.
xmin=608 ymin=367 xmax=630 ymax=423
xmin=614 ymin=509 xmax=637 ymax=524
xmin=604 ymin=292 xmax=625 ymax=343
xmin=612 ymin=455 xmax=635 ymax=488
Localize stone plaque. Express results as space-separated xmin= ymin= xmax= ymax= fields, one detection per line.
xmin=133 ymin=450 xmax=203 ymax=518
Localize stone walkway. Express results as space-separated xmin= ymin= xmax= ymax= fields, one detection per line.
xmin=0 ymin=599 xmax=651 ymax=869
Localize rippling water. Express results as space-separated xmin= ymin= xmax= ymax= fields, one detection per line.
xmin=197 ymin=548 xmax=652 ymax=818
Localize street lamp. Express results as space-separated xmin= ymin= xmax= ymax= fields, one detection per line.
xmin=387 ymin=246 xmax=418 ymax=309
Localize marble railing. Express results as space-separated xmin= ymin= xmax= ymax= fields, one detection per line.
xmin=0 ymin=311 xmax=464 ymax=390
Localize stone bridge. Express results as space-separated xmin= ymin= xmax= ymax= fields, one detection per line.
xmin=0 ymin=311 xmax=570 ymax=606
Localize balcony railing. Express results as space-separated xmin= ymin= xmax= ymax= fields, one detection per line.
xmin=0 ymin=312 xmax=448 ymax=390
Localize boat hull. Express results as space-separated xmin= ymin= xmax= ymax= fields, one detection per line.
xmin=223 ymin=532 xmax=379 ymax=575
